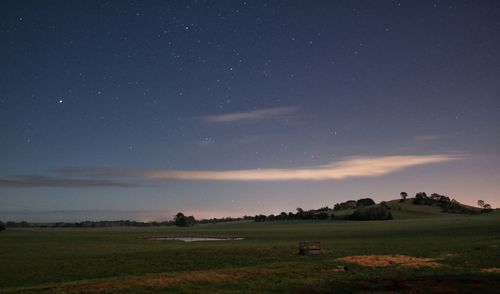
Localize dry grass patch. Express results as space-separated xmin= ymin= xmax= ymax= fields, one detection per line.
xmin=481 ymin=268 xmax=500 ymax=273
xmin=337 ymin=255 xmax=442 ymax=268
xmin=53 ymin=271 xmax=245 ymax=293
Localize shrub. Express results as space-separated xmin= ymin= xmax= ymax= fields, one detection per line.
xmin=349 ymin=206 xmax=392 ymax=221
xmin=316 ymin=212 xmax=329 ymax=220
xmin=174 ymin=212 xmax=196 ymax=227
xmin=356 ymin=198 xmax=376 ymax=207
xmin=333 ymin=200 xmax=357 ymax=211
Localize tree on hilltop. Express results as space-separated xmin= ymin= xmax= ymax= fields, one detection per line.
xmin=477 ymin=200 xmax=492 ymax=211
xmin=400 ymin=192 xmax=408 ymax=202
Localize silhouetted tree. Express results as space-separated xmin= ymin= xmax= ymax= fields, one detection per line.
xmin=400 ymin=192 xmax=408 ymax=202
xmin=185 ymin=215 xmax=196 ymax=226
xmin=296 ymin=207 xmax=304 ymax=219
xmin=414 ymin=192 xmax=430 ymax=205
xmin=334 ymin=200 xmax=357 ymax=210
xmin=175 ymin=212 xmax=188 ymax=227
xmin=356 ymin=198 xmax=375 ymax=207
xmin=174 ymin=213 xmax=196 ymax=227
xmin=316 ymin=212 xmax=329 ymax=220
xmin=483 ymin=204 xmax=492 ymax=210
xmin=278 ymin=212 xmax=288 ymax=220
xmin=0 ymin=221 xmax=5 ymax=231
xmin=477 ymin=200 xmax=485 ymax=208
xmin=349 ymin=206 xmax=392 ymax=221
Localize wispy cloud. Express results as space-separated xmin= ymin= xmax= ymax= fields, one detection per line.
xmin=203 ymin=106 xmax=297 ymax=123
xmin=141 ymin=154 xmax=460 ymax=181
xmin=0 ymin=154 xmax=461 ymax=189
xmin=414 ymin=135 xmax=442 ymax=142
xmin=57 ymin=154 xmax=462 ymax=182
xmin=0 ymin=176 xmax=135 ymax=188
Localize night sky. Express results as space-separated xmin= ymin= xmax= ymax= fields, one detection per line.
xmin=1 ymin=1 xmax=499 ymax=222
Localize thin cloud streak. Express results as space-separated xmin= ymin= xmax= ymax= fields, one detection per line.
xmin=2 ymin=154 xmax=460 ymax=189
xmin=0 ymin=176 xmax=135 ymax=188
xmin=203 ymin=106 xmax=297 ymax=123
xmin=144 ymin=155 xmax=460 ymax=181
xmin=60 ymin=154 xmax=462 ymax=182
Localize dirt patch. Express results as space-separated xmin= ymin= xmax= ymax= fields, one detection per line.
xmin=337 ymin=255 xmax=442 ymax=268
xmin=54 ymin=271 xmax=245 ymax=293
xmin=481 ymin=268 xmax=500 ymax=273
xmin=148 ymin=236 xmax=244 ymax=242
xmin=320 ymin=267 xmax=348 ymax=273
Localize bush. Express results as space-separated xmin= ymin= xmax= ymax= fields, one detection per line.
xmin=316 ymin=212 xmax=329 ymax=220
xmin=0 ymin=221 xmax=5 ymax=231
xmin=356 ymin=198 xmax=376 ymax=207
xmin=349 ymin=206 xmax=392 ymax=221
xmin=413 ymin=192 xmax=432 ymax=205
xmin=174 ymin=212 xmax=196 ymax=227
xmin=440 ymin=201 xmax=481 ymax=214
xmin=333 ymin=200 xmax=357 ymax=210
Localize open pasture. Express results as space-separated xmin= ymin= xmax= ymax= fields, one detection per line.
xmin=1 ymin=211 xmax=499 ymax=293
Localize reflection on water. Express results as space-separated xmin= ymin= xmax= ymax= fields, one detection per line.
xmin=149 ymin=236 xmax=244 ymax=242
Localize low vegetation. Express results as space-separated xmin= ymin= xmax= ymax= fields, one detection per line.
xmin=348 ymin=205 xmax=393 ymax=221
xmin=0 ymin=210 xmax=499 ymax=293
xmin=3 ymin=193 xmax=495 ymax=229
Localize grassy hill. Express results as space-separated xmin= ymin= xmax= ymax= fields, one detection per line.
xmin=330 ymin=198 xmax=487 ymax=220
xmin=385 ymin=199 xmax=456 ymax=219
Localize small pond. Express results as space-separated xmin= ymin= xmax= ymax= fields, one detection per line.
xmin=149 ymin=236 xmax=244 ymax=242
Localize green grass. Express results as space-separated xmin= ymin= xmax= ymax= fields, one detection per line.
xmin=1 ymin=209 xmax=499 ymax=293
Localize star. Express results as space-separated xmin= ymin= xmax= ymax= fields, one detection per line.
xmin=58 ymin=99 xmax=63 ymax=103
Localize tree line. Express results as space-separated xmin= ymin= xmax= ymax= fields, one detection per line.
xmin=1 ymin=193 xmax=495 ymax=230
xmin=401 ymin=191 xmax=494 ymax=214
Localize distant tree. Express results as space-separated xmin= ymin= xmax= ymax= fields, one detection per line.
xmin=477 ymin=200 xmax=485 ymax=208
xmin=414 ymin=192 xmax=430 ymax=205
xmin=174 ymin=213 xmax=196 ymax=227
xmin=0 ymin=221 xmax=5 ymax=231
xmin=303 ymin=210 xmax=315 ymax=220
xmin=175 ymin=212 xmax=185 ymax=226
xmin=316 ymin=212 xmax=329 ymax=220
xmin=296 ymin=207 xmax=305 ymax=219
xmin=334 ymin=200 xmax=357 ymax=210
xmin=186 ymin=215 xmax=196 ymax=226
xmin=400 ymin=192 xmax=408 ymax=202
xmin=349 ymin=206 xmax=392 ymax=221
xmin=483 ymin=204 xmax=492 ymax=210
xmin=254 ymin=214 xmax=267 ymax=222
xmin=356 ymin=198 xmax=375 ymax=207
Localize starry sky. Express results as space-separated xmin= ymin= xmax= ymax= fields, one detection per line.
xmin=1 ymin=0 xmax=499 ymax=222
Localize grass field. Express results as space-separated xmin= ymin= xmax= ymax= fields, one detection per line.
xmin=1 ymin=206 xmax=499 ymax=293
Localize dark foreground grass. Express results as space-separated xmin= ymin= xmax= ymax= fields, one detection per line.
xmin=1 ymin=211 xmax=499 ymax=293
